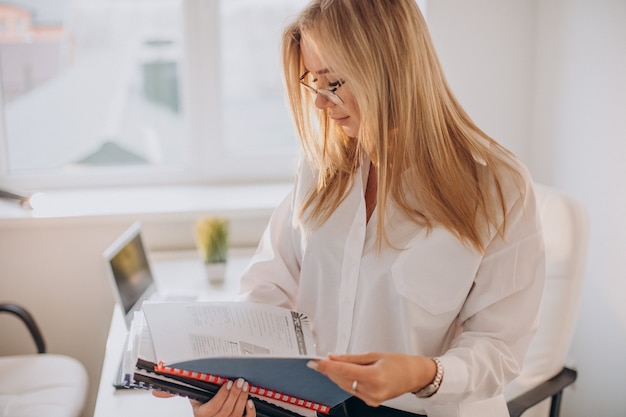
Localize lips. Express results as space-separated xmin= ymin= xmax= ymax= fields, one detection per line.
xmin=332 ymin=116 xmax=350 ymax=125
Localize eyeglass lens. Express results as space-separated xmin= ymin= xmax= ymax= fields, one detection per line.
xmin=300 ymin=73 xmax=343 ymax=105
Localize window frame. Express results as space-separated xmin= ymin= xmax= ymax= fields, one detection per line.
xmin=0 ymin=0 xmax=426 ymax=191
xmin=0 ymin=0 xmax=298 ymax=191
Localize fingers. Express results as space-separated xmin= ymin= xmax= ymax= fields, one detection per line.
xmin=152 ymin=389 xmax=175 ymax=398
xmin=245 ymin=399 xmax=256 ymax=417
xmin=190 ymin=378 xmax=256 ymax=417
xmin=312 ymin=353 xmax=377 ymax=378
xmin=310 ymin=352 xmax=416 ymax=407
xmin=309 ymin=359 xmax=368 ymax=399
xmin=328 ymin=352 xmax=380 ymax=365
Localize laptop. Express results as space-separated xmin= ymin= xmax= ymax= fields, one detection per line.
xmin=103 ymin=221 xmax=198 ymax=388
xmin=103 ymin=221 xmax=198 ymax=329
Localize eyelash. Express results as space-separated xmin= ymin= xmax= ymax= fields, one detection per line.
xmin=312 ymin=77 xmax=342 ymax=88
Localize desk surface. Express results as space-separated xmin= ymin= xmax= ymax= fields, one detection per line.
xmin=94 ymin=251 xmax=252 ymax=417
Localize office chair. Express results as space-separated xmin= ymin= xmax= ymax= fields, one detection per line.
xmin=504 ymin=184 xmax=589 ymax=417
xmin=0 ymin=303 xmax=89 ymax=417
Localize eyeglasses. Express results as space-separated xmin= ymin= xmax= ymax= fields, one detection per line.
xmin=299 ymin=71 xmax=345 ymax=105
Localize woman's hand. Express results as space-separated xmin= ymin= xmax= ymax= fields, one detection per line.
xmin=152 ymin=378 xmax=256 ymax=417
xmin=308 ymin=352 xmax=436 ymax=407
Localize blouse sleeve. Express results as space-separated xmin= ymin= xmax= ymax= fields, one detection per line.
xmin=426 ymin=178 xmax=546 ymax=409
xmin=237 ymin=170 xmax=304 ymax=310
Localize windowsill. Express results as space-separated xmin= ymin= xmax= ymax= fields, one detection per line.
xmin=0 ymin=183 xmax=291 ymax=225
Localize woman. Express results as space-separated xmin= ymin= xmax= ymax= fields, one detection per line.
xmin=180 ymin=1 xmax=545 ymax=416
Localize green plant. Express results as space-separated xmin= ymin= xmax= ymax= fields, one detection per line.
xmin=195 ymin=217 xmax=229 ymax=264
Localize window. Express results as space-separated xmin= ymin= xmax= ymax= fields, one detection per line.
xmin=0 ymin=0 xmax=308 ymax=190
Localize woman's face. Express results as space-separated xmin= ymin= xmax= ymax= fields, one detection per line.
xmin=300 ymin=37 xmax=361 ymax=138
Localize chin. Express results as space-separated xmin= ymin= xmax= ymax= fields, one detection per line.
xmin=342 ymin=125 xmax=359 ymax=138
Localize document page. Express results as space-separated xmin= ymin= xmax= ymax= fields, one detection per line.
xmin=142 ymin=301 xmax=318 ymax=364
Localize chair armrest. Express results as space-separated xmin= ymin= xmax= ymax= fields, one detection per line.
xmin=507 ymin=367 xmax=577 ymax=417
xmin=0 ymin=303 xmax=46 ymax=353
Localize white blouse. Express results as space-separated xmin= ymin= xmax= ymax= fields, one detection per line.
xmin=239 ymin=156 xmax=545 ymax=417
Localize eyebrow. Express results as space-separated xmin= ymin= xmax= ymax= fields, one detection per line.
xmin=302 ymin=68 xmax=331 ymax=77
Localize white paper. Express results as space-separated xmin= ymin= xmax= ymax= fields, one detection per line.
xmin=141 ymin=301 xmax=318 ymax=364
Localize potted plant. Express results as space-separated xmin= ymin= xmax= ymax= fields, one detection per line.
xmin=194 ymin=216 xmax=229 ymax=283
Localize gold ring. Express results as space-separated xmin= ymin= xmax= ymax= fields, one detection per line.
xmin=351 ymin=380 xmax=358 ymax=394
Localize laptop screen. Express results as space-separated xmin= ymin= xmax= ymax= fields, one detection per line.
xmin=103 ymin=222 xmax=157 ymax=327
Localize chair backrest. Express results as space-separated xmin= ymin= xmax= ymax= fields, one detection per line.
xmin=504 ymin=184 xmax=589 ymax=405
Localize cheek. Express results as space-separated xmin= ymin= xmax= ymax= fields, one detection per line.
xmin=347 ymin=103 xmax=361 ymax=133
xmin=344 ymin=97 xmax=360 ymax=123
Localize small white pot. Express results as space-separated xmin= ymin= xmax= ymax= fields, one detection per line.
xmin=204 ymin=262 xmax=227 ymax=284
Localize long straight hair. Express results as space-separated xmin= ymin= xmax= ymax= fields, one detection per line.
xmin=282 ymin=0 xmax=523 ymax=252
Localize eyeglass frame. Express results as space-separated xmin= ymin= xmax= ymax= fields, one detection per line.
xmin=299 ymin=71 xmax=345 ymax=105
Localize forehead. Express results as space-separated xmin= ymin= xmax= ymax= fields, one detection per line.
xmin=300 ymin=36 xmax=330 ymax=75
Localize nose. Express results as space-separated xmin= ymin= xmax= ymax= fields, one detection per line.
xmin=314 ymin=93 xmax=334 ymax=109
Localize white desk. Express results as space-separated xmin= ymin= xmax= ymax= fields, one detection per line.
xmin=93 ymin=251 xmax=252 ymax=417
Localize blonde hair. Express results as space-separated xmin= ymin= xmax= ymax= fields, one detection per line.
xmin=282 ymin=0 xmax=522 ymax=252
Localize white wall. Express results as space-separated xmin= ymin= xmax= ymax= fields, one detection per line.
xmin=531 ymin=0 xmax=626 ymax=415
xmin=427 ymin=0 xmax=536 ymax=163
xmin=430 ymin=0 xmax=626 ymax=415
xmin=0 ymin=219 xmax=127 ymax=417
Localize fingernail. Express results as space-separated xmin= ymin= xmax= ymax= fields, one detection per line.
xmin=243 ymin=381 xmax=249 ymax=392
xmin=236 ymin=378 xmax=244 ymax=388
xmin=247 ymin=399 xmax=254 ymax=409
xmin=306 ymin=360 xmax=319 ymax=370
xmin=226 ymin=380 xmax=233 ymax=390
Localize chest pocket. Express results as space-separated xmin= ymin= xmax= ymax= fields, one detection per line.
xmin=391 ymin=229 xmax=482 ymax=315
